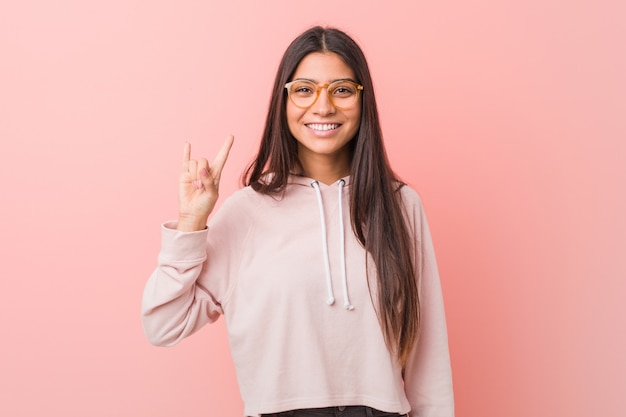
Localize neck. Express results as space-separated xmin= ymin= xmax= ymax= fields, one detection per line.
xmin=298 ymin=151 xmax=351 ymax=185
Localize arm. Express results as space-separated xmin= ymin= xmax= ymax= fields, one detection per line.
xmin=403 ymin=191 xmax=455 ymax=416
xmin=141 ymin=137 xmax=235 ymax=346
xmin=142 ymin=224 xmax=217 ymax=346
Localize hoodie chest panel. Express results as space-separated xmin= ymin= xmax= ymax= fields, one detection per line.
xmin=225 ymin=186 xmax=374 ymax=324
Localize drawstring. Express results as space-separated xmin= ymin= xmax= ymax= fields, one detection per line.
xmin=311 ymin=180 xmax=334 ymax=306
xmin=337 ymin=180 xmax=354 ymax=310
xmin=311 ymin=179 xmax=354 ymax=310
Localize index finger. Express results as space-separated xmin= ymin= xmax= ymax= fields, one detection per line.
xmin=211 ymin=135 xmax=235 ymax=180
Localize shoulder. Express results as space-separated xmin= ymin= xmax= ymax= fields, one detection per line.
xmin=220 ymin=186 xmax=264 ymax=211
xmin=209 ymin=186 xmax=258 ymax=227
xmin=396 ymin=183 xmax=425 ymax=211
xmin=395 ymin=183 xmax=432 ymax=239
xmin=211 ymin=186 xmax=282 ymax=221
xmin=221 ymin=186 xmax=260 ymax=207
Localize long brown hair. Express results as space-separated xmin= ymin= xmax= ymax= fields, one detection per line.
xmin=243 ymin=26 xmax=419 ymax=366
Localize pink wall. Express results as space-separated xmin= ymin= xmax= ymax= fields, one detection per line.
xmin=1 ymin=1 xmax=624 ymax=416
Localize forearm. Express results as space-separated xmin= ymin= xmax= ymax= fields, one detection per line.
xmin=141 ymin=222 xmax=218 ymax=346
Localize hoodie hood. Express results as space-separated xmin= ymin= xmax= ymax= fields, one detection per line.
xmin=287 ymin=173 xmax=352 ymax=187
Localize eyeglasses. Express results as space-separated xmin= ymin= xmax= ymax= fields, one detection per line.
xmin=284 ymin=79 xmax=363 ymax=109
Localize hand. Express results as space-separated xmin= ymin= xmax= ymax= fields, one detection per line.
xmin=177 ymin=135 xmax=234 ymax=231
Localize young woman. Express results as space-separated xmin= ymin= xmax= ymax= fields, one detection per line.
xmin=142 ymin=26 xmax=454 ymax=417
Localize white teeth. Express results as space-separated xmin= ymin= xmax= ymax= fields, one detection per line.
xmin=307 ymin=123 xmax=339 ymax=131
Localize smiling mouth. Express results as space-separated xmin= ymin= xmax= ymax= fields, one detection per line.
xmin=306 ymin=123 xmax=340 ymax=131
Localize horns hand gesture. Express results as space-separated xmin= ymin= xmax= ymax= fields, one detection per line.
xmin=177 ymin=135 xmax=234 ymax=231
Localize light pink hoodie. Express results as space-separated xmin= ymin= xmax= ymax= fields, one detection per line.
xmin=142 ymin=176 xmax=454 ymax=417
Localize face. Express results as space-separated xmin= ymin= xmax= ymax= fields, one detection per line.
xmin=286 ymin=52 xmax=361 ymax=172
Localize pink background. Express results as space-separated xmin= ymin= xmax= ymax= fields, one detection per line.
xmin=1 ymin=1 xmax=624 ymax=416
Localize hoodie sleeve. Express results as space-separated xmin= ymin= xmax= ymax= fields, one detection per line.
xmin=402 ymin=188 xmax=455 ymax=417
xmin=141 ymin=192 xmax=250 ymax=346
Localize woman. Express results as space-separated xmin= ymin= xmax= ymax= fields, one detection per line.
xmin=142 ymin=26 xmax=454 ymax=417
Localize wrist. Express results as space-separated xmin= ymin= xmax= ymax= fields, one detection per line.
xmin=176 ymin=215 xmax=208 ymax=232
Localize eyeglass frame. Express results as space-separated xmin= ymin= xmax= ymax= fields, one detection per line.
xmin=284 ymin=79 xmax=364 ymax=109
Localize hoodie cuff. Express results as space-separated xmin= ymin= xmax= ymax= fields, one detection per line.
xmin=159 ymin=221 xmax=209 ymax=261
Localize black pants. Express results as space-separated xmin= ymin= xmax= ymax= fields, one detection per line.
xmin=261 ymin=405 xmax=406 ymax=417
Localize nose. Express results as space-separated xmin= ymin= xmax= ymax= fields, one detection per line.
xmin=311 ymin=86 xmax=336 ymax=116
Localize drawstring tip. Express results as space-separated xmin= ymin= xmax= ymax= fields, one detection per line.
xmin=326 ymin=297 xmax=335 ymax=306
xmin=344 ymin=303 xmax=355 ymax=311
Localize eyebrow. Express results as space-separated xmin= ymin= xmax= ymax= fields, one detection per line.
xmin=292 ymin=77 xmax=358 ymax=84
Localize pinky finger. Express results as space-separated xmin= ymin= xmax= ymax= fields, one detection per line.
xmin=182 ymin=142 xmax=191 ymax=172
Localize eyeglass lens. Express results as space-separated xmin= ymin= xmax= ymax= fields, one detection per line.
xmin=287 ymin=81 xmax=360 ymax=109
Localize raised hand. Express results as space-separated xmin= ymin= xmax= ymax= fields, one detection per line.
xmin=177 ymin=135 xmax=234 ymax=231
